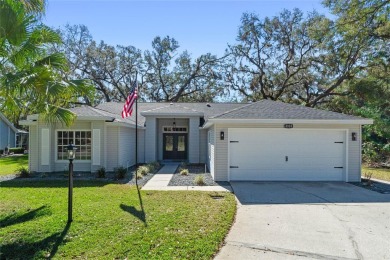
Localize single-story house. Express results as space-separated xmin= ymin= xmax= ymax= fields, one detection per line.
xmin=1 ymin=112 xmax=28 ymax=151
xmin=20 ymin=100 xmax=373 ymax=182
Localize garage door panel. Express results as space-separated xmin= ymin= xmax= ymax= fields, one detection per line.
xmin=229 ymin=129 xmax=345 ymax=181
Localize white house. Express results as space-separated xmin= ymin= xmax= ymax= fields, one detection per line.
xmin=20 ymin=100 xmax=373 ymax=182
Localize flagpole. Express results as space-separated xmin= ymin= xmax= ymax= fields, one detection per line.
xmin=135 ymin=84 xmax=138 ymax=187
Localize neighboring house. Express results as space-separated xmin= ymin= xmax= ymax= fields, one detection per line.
xmin=0 ymin=112 xmax=27 ymax=150
xmin=20 ymin=100 xmax=373 ymax=182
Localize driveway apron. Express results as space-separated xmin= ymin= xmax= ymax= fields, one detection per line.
xmin=216 ymin=182 xmax=390 ymax=260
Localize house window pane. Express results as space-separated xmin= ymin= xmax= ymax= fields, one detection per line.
xmin=57 ymin=130 xmax=91 ymax=161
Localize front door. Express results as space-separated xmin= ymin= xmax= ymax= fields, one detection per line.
xmin=163 ymin=133 xmax=187 ymax=160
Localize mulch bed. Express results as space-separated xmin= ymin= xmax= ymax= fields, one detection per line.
xmin=168 ymin=164 xmax=229 ymax=186
xmin=0 ymin=164 xmax=162 ymax=187
xmin=351 ymin=179 xmax=390 ymax=194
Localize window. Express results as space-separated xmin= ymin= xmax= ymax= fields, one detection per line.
xmin=162 ymin=126 xmax=188 ymax=133
xmin=57 ymin=131 xmax=92 ymax=160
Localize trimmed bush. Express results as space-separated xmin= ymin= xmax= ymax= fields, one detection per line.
xmin=194 ymin=174 xmax=205 ymax=186
xmin=149 ymin=161 xmax=160 ymax=172
xmin=96 ymin=167 xmax=106 ymax=178
xmin=180 ymin=169 xmax=189 ymax=176
xmin=137 ymin=166 xmax=149 ymax=176
xmin=17 ymin=167 xmax=30 ymax=178
xmin=115 ymin=166 xmax=127 ymax=179
xmin=9 ymin=147 xmax=25 ymax=154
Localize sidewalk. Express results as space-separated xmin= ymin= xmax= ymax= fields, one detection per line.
xmin=142 ymin=163 xmax=232 ymax=192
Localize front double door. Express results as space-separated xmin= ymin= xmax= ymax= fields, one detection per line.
xmin=163 ymin=133 xmax=187 ymax=160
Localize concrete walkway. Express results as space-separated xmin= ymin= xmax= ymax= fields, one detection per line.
xmin=142 ymin=163 xmax=231 ymax=192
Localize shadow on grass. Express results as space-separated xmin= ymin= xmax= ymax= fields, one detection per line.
xmin=0 ymin=206 xmax=50 ymax=228
xmin=120 ymin=187 xmax=147 ymax=226
xmin=0 ymin=179 xmax=111 ymax=188
xmin=1 ymin=222 xmax=71 ymax=259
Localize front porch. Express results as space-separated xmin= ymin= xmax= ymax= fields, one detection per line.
xmin=142 ymin=110 xmax=206 ymax=164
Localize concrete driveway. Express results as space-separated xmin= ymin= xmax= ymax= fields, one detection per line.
xmin=216 ymin=182 xmax=390 ymax=260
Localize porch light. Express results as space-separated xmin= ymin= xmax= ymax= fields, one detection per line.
xmin=173 ymin=118 xmax=176 ymax=128
xmin=67 ymin=143 xmax=76 ymax=160
xmin=352 ymin=132 xmax=357 ymax=141
xmin=66 ymin=142 xmax=76 ymax=223
xmin=220 ymin=131 xmax=224 ymax=140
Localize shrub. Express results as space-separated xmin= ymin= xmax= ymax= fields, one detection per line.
xmin=17 ymin=167 xmax=30 ymax=178
xmin=180 ymin=168 xmax=189 ymax=176
xmin=135 ymin=171 xmax=143 ymax=179
xmin=9 ymin=147 xmax=25 ymax=154
xmin=194 ymin=174 xmax=205 ymax=186
xmin=115 ymin=166 xmax=127 ymax=179
xmin=149 ymin=161 xmax=160 ymax=172
xmin=0 ymin=149 xmax=3 ymax=154
xmin=137 ymin=166 xmax=149 ymax=176
xmin=96 ymin=167 xmax=106 ymax=178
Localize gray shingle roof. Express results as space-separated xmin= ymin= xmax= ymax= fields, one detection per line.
xmin=69 ymin=100 xmax=369 ymax=126
xmin=95 ymin=102 xmax=246 ymax=125
xmin=211 ymin=100 xmax=367 ymax=120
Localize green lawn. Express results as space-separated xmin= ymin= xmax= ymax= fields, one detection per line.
xmin=0 ymin=180 xmax=236 ymax=259
xmin=0 ymin=155 xmax=28 ymax=176
xmin=362 ymin=166 xmax=390 ymax=182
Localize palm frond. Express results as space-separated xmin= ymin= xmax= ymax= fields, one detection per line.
xmin=40 ymin=105 xmax=76 ymax=127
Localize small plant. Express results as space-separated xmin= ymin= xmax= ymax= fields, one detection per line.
xmin=363 ymin=170 xmax=374 ymax=186
xmin=194 ymin=174 xmax=205 ymax=186
xmin=135 ymin=171 xmax=143 ymax=179
xmin=137 ymin=166 xmax=149 ymax=176
xmin=96 ymin=167 xmax=106 ymax=178
xmin=180 ymin=168 xmax=189 ymax=176
xmin=17 ymin=167 xmax=30 ymax=178
xmin=115 ymin=166 xmax=127 ymax=179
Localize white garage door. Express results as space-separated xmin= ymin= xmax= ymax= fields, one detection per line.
xmin=229 ymin=128 xmax=346 ymax=181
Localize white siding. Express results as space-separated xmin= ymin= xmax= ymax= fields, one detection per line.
xmin=106 ymin=126 xmax=118 ymax=171
xmin=348 ymin=126 xmax=361 ymax=182
xmin=145 ymin=117 xmax=157 ymax=162
xmin=118 ymin=127 xmax=134 ymax=169
xmin=29 ymin=125 xmax=38 ymax=172
xmin=137 ymin=129 xmax=145 ymax=163
xmin=92 ymin=129 xmax=101 ymax=166
xmin=214 ymin=123 xmax=363 ymax=182
xmin=208 ymin=126 xmax=215 ymax=178
xmin=199 ymin=129 xmax=207 ymax=163
xmin=188 ymin=117 xmax=200 ymax=163
xmin=41 ymin=128 xmax=50 ymax=166
xmin=91 ymin=121 xmax=105 ymax=172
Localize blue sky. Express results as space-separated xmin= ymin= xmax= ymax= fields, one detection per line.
xmin=45 ymin=0 xmax=328 ymax=58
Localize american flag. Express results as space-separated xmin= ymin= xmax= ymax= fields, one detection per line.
xmin=121 ymin=83 xmax=138 ymax=118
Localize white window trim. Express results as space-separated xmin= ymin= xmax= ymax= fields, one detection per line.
xmin=55 ymin=129 xmax=92 ymax=163
xmin=162 ymin=126 xmax=188 ymax=133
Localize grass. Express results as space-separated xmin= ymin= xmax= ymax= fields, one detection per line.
xmin=362 ymin=166 xmax=390 ymax=182
xmin=0 ymin=155 xmax=28 ymax=176
xmin=0 ymin=180 xmax=236 ymax=259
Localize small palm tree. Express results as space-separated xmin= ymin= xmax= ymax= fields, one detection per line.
xmin=0 ymin=0 xmax=94 ymax=126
